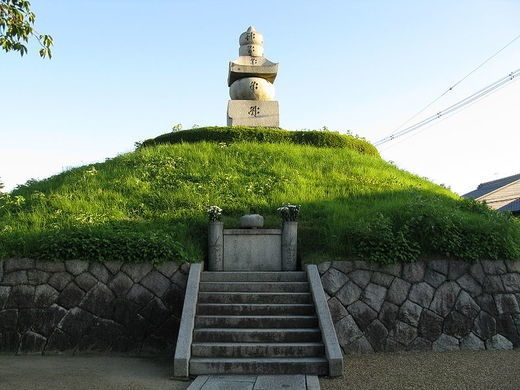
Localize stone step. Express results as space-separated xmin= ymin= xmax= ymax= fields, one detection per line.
xmin=193 ymin=328 xmax=322 ymax=343
xmin=189 ymin=357 xmax=329 ymax=375
xmin=199 ymin=281 xmax=310 ymax=293
xmin=196 ymin=303 xmax=316 ymax=316
xmin=191 ymin=342 xmax=325 ymax=358
xmin=198 ymin=292 xmax=312 ymax=304
xmin=195 ymin=315 xmax=318 ymax=329
xmin=201 ymin=271 xmax=307 ymax=283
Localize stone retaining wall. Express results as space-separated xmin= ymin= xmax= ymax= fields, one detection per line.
xmin=0 ymin=259 xmax=188 ymax=355
xmin=319 ymin=260 xmax=520 ymax=354
xmin=3 ymin=257 xmax=519 ymax=356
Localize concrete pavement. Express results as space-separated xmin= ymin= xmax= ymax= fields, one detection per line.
xmin=188 ymin=375 xmax=320 ymax=389
xmin=1 ymin=350 xmax=519 ymax=390
xmin=0 ymin=355 xmax=318 ymax=390
xmin=0 ymin=355 xmax=189 ymax=390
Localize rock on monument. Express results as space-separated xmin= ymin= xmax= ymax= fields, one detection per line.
xmin=227 ymin=26 xmax=279 ymax=127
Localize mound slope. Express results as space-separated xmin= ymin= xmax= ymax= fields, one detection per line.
xmin=1 ymin=128 xmax=518 ymax=263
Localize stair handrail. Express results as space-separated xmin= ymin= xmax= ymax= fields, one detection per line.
xmin=306 ymin=264 xmax=344 ymax=377
xmin=173 ymin=262 xmax=203 ymax=378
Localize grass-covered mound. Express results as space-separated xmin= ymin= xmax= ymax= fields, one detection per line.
xmin=1 ymin=128 xmax=519 ymax=264
xmin=139 ymin=126 xmax=379 ymax=157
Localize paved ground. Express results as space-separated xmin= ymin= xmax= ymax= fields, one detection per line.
xmin=321 ymin=349 xmax=520 ymax=390
xmin=0 ymin=350 xmax=519 ymax=390
xmin=188 ymin=375 xmax=319 ymax=390
xmin=0 ymin=356 xmax=188 ymax=390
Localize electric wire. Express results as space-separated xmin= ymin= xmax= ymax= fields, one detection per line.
xmin=377 ymin=77 xmax=512 ymax=152
xmin=385 ymin=33 xmax=520 ymax=139
xmin=374 ymin=68 xmax=520 ymax=146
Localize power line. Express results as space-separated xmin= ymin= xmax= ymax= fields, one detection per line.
xmin=387 ymin=33 xmax=520 ymax=136
xmin=443 ymin=33 xmax=520 ymax=95
xmin=374 ymin=68 xmax=520 ymax=146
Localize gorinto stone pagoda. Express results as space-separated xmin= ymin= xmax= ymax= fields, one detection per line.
xmin=227 ymin=26 xmax=279 ymax=127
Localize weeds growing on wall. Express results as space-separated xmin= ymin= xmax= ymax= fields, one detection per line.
xmin=1 ymin=130 xmax=518 ymax=263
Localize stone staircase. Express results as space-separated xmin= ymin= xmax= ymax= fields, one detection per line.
xmin=189 ymin=271 xmax=329 ymax=375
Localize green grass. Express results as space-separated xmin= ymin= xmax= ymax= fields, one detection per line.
xmin=139 ymin=126 xmax=380 ymax=157
xmin=1 ymin=127 xmax=519 ymax=264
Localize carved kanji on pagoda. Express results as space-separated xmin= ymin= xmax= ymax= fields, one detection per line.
xmin=227 ymin=26 xmax=279 ymax=127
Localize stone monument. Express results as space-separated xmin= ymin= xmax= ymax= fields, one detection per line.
xmin=227 ymin=26 xmax=279 ymax=127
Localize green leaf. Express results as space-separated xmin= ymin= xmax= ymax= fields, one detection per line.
xmin=0 ymin=0 xmax=52 ymax=59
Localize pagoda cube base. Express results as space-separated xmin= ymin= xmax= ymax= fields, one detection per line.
xmin=227 ymin=100 xmax=279 ymax=127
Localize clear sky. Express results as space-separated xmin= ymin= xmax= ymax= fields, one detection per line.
xmin=1 ymin=0 xmax=519 ymax=194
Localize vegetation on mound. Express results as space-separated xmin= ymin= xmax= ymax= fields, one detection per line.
xmin=139 ymin=126 xmax=379 ymax=157
xmin=1 ymin=140 xmax=518 ymax=264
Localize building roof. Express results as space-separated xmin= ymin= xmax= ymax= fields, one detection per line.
xmin=499 ymin=198 xmax=520 ymax=213
xmin=463 ymin=173 xmax=520 ymax=200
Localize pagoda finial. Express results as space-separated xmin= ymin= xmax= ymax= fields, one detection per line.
xmin=239 ymin=26 xmax=264 ymax=56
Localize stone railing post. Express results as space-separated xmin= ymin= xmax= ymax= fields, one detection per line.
xmin=208 ymin=221 xmax=224 ymax=271
xmin=281 ymin=221 xmax=298 ymax=270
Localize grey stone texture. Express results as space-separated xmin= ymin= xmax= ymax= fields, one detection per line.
xmin=387 ymin=277 xmax=410 ymax=306
xmin=402 ymin=263 xmax=425 ymax=283
xmin=348 ymin=301 xmax=377 ymax=331
xmin=391 ymin=320 xmax=417 ymax=346
xmin=399 ymin=300 xmax=422 ymax=327
xmin=75 ymin=272 xmax=98 ymax=291
xmin=362 ymin=283 xmax=387 ymax=312
xmin=3 ymin=270 xmax=28 ymax=285
xmin=335 ymin=281 xmax=362 ymax=307
xmin=408 ymin=282 xmax=434 ymax=307
xmin=461 ymin=332 xmax=485 ymax=350
xmin=430 ymin=282 xmax=460 ymax=317
xmin=327 ymin=297 xmax=349 ymax=323
xmin=321 ymin=268 xmax=349 ymax=295
xmin=5 ymin=258 xmax=35 ymax=272
xmin=486 ymin=334 xmax=514 ymax=350
xmin=0 ymin=259 xmax=188 ymax=355
xmin=141 ymin=270 xmax=170 ymax=297
xmin=317 ymin=261 xmax=331 ymax=274
xmin=319 ymin=259 xmax=520 ymax=354
xmin=349 ymin=270 xmax=372 ymax=289
xmin=4 ymin=257 xmax=520 ymax=357
xmin=365 ymin=319 xmax=388 ymax=351
xmin=432 ymin=334 xmax=460 ymax=351
xmin=334 ymin=315 xmax=363 ymax=352
xmin=456 ymin=274 xmax=482 ymax=296
xmin=371 ymin=271 xmax=394 ymax=288
xmin=65 ymin=260 xmax=89 ymax=276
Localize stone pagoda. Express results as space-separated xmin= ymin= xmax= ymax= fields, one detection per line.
xmin=227 ymin=26 xmax=279 ymax=127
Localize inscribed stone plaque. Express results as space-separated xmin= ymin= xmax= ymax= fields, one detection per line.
xmin=227 ymin=100 xmax=279 ymax=127
xmin=223 ymin=229 xmax=282 ymax=271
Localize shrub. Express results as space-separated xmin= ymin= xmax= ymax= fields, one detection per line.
xmin=347 ymin=194 xmax=520 ymax=264
xmin=348 ymin=213 xmax=421 ymax=264
xmin=400 ymin=195 xmax=520 ymax=260
xmin=29 ymin=227 xmax=191 ymax=264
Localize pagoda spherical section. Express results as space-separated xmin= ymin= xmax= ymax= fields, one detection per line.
xmin=229 ymin=77 xmax=275 ymax=101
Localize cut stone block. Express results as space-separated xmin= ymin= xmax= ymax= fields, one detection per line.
xmin=223 ymin=229 xmax=282 ymax=271
xmin=227 ymin=100 xmax=279 ymax=127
